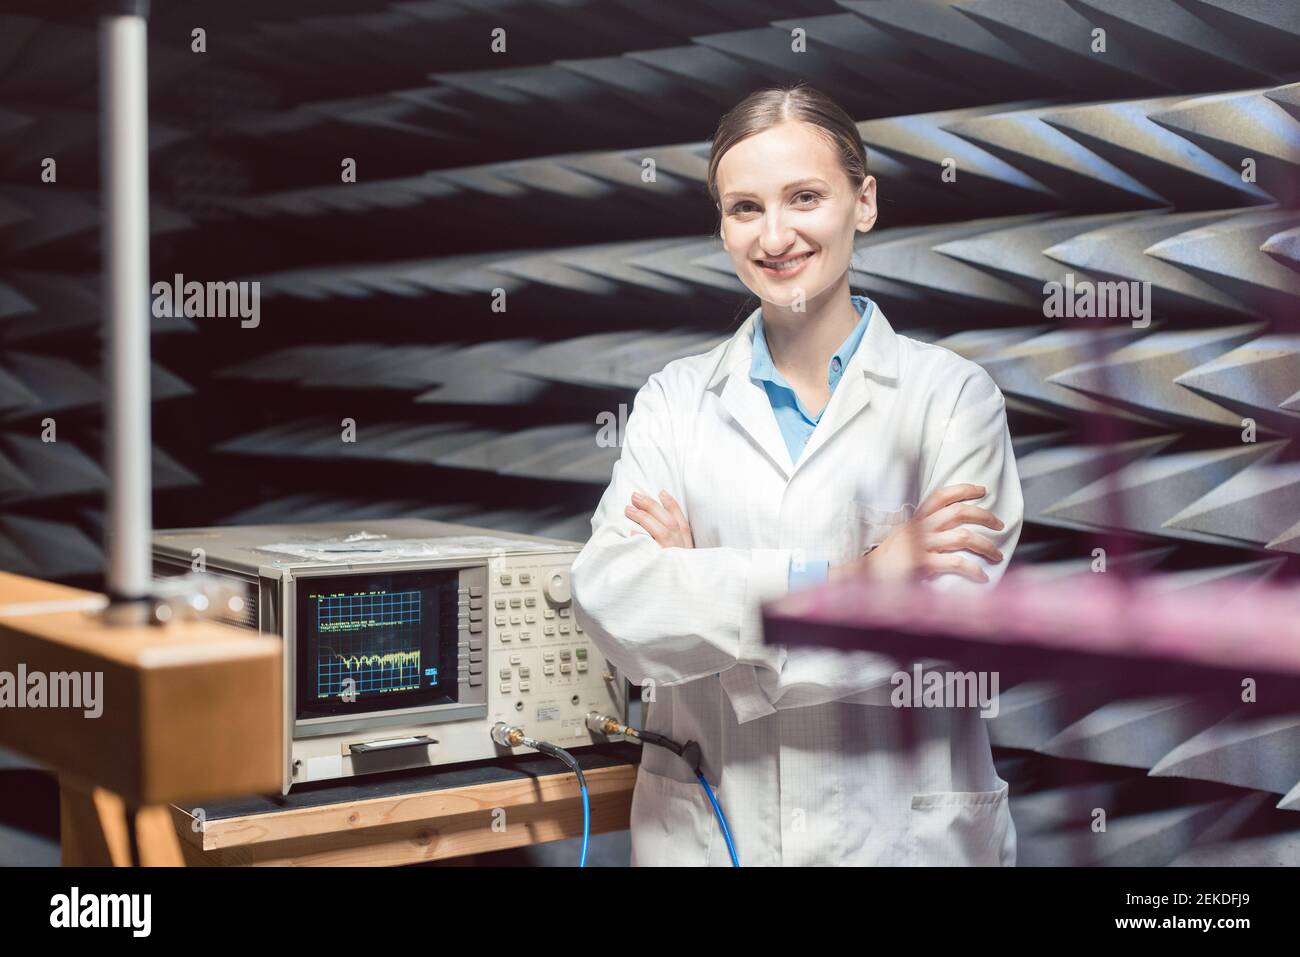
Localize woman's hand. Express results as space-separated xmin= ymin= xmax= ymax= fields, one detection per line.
xmin=829 ymin=483 xmax=1004 ymax=585
xmin=625 ymin=489 xmax=694 ymax=549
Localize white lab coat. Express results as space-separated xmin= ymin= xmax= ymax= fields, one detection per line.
xmin=570 ymin=300 xmax=1024 ymax=866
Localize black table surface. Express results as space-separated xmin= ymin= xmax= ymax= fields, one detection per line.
xmin=192 ymin=742 xmax=642 ymax=821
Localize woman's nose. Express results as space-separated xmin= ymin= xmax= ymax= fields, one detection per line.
xmin=761 ymin=212 xmax=795 ymax=253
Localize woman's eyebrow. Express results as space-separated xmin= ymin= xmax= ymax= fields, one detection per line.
xmin=722 ymin=178 xmax=829 ymax=202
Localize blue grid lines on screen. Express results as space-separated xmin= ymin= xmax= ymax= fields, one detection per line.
xmin=316 ymin=590 xmax=423 ymax=698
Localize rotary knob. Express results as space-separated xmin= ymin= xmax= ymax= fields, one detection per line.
xmin=543 ymin=568 xmax=571 ymax=606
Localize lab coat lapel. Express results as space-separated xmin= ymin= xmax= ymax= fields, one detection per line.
xmin=719 ymin=374 xmax=795 ymax=479
xmin=792 ymin=363 xmax=872 ymax=476
xmin=791 ymin=302 xmax=901 ymax=477
xmin=707 ymin=311 xmax=795 ymax=479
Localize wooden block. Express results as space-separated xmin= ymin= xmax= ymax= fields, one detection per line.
xmin=0 ymin=572 xmax=283 ymax=805
xmin=0 ymin=575 xmax=93 ymax=608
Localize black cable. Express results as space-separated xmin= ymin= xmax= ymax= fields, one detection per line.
xmin=533 ymin=740 xmax=589 ymax=796
xmin=629 ymin=729 xmax=734 ymax=866
xmin=587 ymin=714 xmax=738 ymax=864
xmin=635 ymin=729 xmax=703 ymax=776
xmin=531 ymin=740 xmax=590 ymax=867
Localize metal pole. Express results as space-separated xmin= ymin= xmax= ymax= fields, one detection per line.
xmin=99 ymin=2 xmax=152 ymax=619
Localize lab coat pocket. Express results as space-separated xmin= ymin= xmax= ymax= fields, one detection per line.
xmin=838 ymin=500 xmax=914 ymax=562
xmin=629 ymin=766 xmax=720 ymax=867
xmin=908 ymin=779 xmax=1014 ymax=867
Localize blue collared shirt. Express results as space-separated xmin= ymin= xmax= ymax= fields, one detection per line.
xmin=750 ymin=294 xmax=875 ymax=592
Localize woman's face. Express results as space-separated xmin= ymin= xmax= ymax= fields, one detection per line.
xmin=716 ymin=120 xmax=876 ymax=309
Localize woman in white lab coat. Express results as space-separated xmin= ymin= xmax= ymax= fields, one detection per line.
xmin=570 ymin=83 xmax=1024 ymax=866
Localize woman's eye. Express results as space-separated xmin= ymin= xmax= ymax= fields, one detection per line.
xmin=728 ymin=193 xmax=818 ymax=215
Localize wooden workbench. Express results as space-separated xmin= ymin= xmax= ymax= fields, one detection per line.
xmin=167 ymin=743 xmax=640 ymax=866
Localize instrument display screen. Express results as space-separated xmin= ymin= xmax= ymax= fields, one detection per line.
xmin=295 ymin=569 xmax=461 ymax=719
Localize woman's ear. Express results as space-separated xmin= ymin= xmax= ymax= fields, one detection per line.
xmin=856 ymin=175 xmax=878 ymax=233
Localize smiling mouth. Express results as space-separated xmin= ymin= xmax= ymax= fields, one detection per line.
xmin=756 ymin=251 xmax=815 ymax=273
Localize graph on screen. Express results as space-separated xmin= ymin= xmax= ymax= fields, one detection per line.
xmin=315 ymin=590 xmax=424 ymax=698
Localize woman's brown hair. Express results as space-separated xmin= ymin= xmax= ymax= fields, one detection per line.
xmin=706 ymin=82 xmax=869 ymax=214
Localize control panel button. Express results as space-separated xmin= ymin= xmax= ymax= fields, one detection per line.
xmin=543 ymin=569 xmax=571 ymax=605
xmin=543 ymin=665 xmax=556 ymax=676
xmin=575 ymin=648 xmax=588 ymax=660
xmin=519 ymin=681 xmax=531 ymax=692
xmin=499 ymin=574 xmax=512 ymax=585
xmin=520 ymin=573 xmax=532 ymax=584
